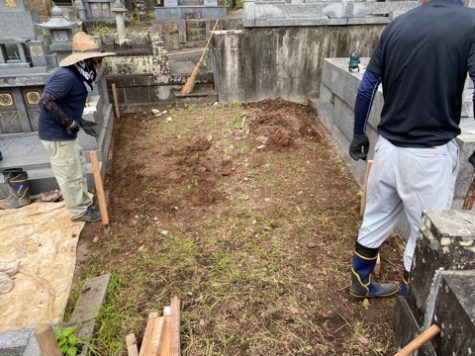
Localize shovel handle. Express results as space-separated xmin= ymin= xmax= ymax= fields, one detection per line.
xmin=395 ymin=324 xmax=441 ymax=356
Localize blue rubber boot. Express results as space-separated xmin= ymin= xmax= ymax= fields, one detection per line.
xmin=399 ymin=270 xmax=410 ymax=297
xmin=0 ymin=168 xmax=31 ymax=209
xmin=350 ymin=242 xmax=398 ymax=298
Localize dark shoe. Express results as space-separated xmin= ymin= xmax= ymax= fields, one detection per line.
xmin=73 ymin=204 xmax=101 ymax=223
xmin=399 ymin=270 xmax=410 ymax=297
xmin=350 ymin=242 xmax=398 ymax=298
xmin=0 ymin=168 xmax=31 ymax=209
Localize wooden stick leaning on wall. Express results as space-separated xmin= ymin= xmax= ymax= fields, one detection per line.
xmin=111 ymin=83 xmax=121 ymax=120
xmin=90 ymin=150 xmax=110 ymax=226
xmin=462 ymin=171 xmax=475 ymax=210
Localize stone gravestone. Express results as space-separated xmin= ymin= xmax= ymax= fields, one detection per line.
xmin=0 ymin=0 xmax=115 ymax=196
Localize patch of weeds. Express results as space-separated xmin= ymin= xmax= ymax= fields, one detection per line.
xmin=54 ymin=326 xmax=99 ymax=356
xmin=186 ymin=178 xmax=199 ymax=190
xmin=229 ymin=100 xmax=242 ymax=108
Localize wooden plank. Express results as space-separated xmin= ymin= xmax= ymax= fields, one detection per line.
xmin=160 ymin=306 xmax=172 ymax=356
xmin=141 ymin=317 xmax=164 ymax=356
xmin=126 ymin=333 xmax=139 ymax=356
xmin=462 ymin=171 xmax=475 ymax=210
xmin=139 ymin=312 xmax=159 ymax=356
xmin=169 ymin=297 xmax=181 ymax=356
xmin=111 ymin=83 xmax=121 ymax=120
xmin=89 ymin=150 xmax=110 ymax=226
xmin=35 ymin=325 xmax=62 ymax=356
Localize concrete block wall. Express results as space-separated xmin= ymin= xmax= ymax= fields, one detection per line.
xmin=317 ymin=58 xmax=475 ymax=211
xmin=243 ymin=0 xmax=419 ymax=27
xmin=210 ymin=26 xmax=384 ymax=104
xmin=394 ymin=209 xmax=475 ymax=355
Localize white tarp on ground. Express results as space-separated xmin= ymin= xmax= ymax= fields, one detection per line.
xmin=0 ymin=202 xmax=84 ymax=332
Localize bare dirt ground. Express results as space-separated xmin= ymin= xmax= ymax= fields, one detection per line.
xmin=71 ymin=99 xmax=403 ymax=355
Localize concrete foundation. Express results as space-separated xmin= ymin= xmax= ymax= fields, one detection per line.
xmin=407 ymin=210 xmax=475 ymax=325
xmin=393 ymin=209 xmax=475 ymax=355
xmin=317 ymin=58 xmax=475 ymax=207
xmin=209 ymin=26 xmax=384 ymax=103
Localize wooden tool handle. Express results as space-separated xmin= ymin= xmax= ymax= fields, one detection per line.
xmin=462 ymin=171 xmax=475 ymax=210
xmin=395 ymin=324 xmax=441 ymax=356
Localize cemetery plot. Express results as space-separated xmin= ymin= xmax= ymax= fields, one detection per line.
xmin=73 ymin=100 xmax=403 ymax=355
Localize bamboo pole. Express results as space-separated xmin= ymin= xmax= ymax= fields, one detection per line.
xmin=89 ymin=150 xmax=110 ymax=226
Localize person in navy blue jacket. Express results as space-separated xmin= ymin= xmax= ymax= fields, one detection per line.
xmin=39 ymin=32 xmax=114 ymax=222
xmin=349 ymin=0 xmax=475 ymax=298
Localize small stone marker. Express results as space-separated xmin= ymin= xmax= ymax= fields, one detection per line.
xmin=70 ymin=273 xmax=111 ymax=340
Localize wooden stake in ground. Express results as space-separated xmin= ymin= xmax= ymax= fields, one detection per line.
xmin=35 ymin=325 xmax=62 ymax=356
xmin=395 ymin=324 xmax=441 ymax=356
xmin=89 ymin=150 xmax=110 ymax=226
xmin=111 ymin=83 xmax=121 ymax=120
xmin=462 ymin=171 xmax=475 ymax=210
xmin=180 ymin=20 xmax=219 ymax=95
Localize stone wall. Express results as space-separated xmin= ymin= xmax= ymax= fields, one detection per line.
xmin=317 ymin=58 xmax=475 ymax=209
xmin=394 ymin=209 xmax=475 ymax=355
xmin=243 ymin=0 xmax=419 ymax=28
xmin=209 ymin=26 xmax=384 ymax=104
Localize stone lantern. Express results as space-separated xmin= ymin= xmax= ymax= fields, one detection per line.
xmin=111 ymin=0 xmax=129 ymax=45
xmin=37 ymin=6 xmax=81 ymax=63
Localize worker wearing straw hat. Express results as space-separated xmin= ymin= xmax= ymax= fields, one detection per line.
xmin=38 ymin=32 xmax=115 ymax=222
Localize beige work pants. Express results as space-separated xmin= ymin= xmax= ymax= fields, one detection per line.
xmin=41 ymin=139 xmax=93 ymax=219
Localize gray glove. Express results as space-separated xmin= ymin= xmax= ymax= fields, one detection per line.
xmin=79 ymin=119 xmax=99 ymax=138
xmin=469 ymin=151 xmax=475 ymax=168
xmin=349 ymin=133 xmax=369 ymax=161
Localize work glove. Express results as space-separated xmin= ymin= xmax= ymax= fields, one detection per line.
xmin=349 ymin=133 xmax=369 ymax=161
xmin=66 ymin=120 xmax=80 ymax=136
xmin=79 ymin=119 xmax=99 ymax=138
xmin=469 ymin=150 xmax=475 ymax=168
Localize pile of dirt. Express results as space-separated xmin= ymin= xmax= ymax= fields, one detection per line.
xmin=247 ymin=99 xmax=322 ymax=150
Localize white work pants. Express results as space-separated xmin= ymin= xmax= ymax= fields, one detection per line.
xmin=357 ymin=136 xmax=459 ymax=271
xmin=41 ymin=139 xmax=93 ymax=219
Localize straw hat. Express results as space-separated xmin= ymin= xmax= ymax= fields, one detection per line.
xmin=59 ymin=31 xmax=115 ymax=67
